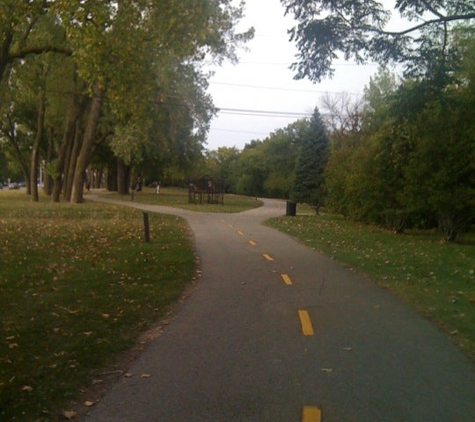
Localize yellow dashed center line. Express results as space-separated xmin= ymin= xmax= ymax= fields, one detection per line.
xmin=263 ymin=253 xmax=274 ymax=261
xmin=298 ymin=310 xmax=314 ymax=336
xmin=249 ymin=240 xmax=257 ymax=246
xmin=302 ymin=406 xmax=322 ymax=422
xmin=281 ymin=274 xmax=293 ymax=285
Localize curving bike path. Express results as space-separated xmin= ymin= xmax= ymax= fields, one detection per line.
xmin=83 ymin=196 xmax=475 ymax=422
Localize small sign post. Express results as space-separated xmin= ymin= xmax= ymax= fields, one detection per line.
xmin=143 ymin=212 xmax=150 ymax=243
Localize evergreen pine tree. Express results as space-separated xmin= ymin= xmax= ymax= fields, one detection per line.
xmin=291 ymin=107 xmax=329 ymax=212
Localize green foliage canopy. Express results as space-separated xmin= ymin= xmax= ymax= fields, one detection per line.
xmin=281 ymin=0 xmax=475 ymax=82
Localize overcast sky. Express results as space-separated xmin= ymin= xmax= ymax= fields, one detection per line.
xmin=204 ymin=0 xmax=380 ymax=151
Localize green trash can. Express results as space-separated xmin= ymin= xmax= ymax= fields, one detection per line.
xmin=286 ymin=201 xmax=296 ymax=216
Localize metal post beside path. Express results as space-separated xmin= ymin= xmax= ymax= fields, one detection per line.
xmin=143 ymin=212 xmax=150 ymax=243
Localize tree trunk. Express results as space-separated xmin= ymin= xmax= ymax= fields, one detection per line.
xmin=117 ymin=157 xmax=131 ymax=195
xmin=0 ymin=31 xmax=13 ymax=86
xmin=52 ymin=117 xmax=76 ymax=202
xmin=63 ymin=118 xmax=81 ymax=202
xmin=63 ymin=95 xmax=89 ymax=201
xmin=53 ymin=92 xmax=88 ymax=203
xmin=107 ymin=159 xmax=118 ymax=191
xmin=4 ymin=116 xmax=31 ymax=194
xmin=30 ymin=89 xmax=46 ymax=202
xmin=44 ymin=129 xmax=54 ymax=196
xmin=70 ymin=88 xmax=103 ymax=204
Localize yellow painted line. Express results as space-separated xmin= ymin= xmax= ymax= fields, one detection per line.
xmin=281 ymin=274 xmax=293 ymax=285
xmin=236 ymin=230 xmax=244 ymax=235
xmin=298 ymin=310 xmax=315 ymax=336
xmin=249 ymin=240 xmax=257 ymax=246
xmin=302 ymin=406 xmax=321 ymax=422
xmin=263 ymin=254 xmax=274 ymax=261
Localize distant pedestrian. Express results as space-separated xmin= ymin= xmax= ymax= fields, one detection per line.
xmin=156 ymin=183 xmax=160 ymax=194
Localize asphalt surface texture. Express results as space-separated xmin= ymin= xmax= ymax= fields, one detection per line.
xmin=83 ymin=196 xmax=475 ymax=422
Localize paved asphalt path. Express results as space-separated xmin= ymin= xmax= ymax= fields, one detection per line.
xmin=83 ymin=196 xmax=475 ymax=422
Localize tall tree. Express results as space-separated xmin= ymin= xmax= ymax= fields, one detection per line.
xmin=291 ymin=107 xmax=329 ymax=212
xmin=235 ymin=143 xmax=268 ymax=197
xmin=0 ymin=1 xmax=71 ymax=84
xmin=1 ymin=1 xmax=253 ymax=202
xmin=58 ymin=0 xmax=252 ymax=202
xmin=260 ymin=121 xmax=307 ymax=198
xmin=402 ymin=84 xmax=475 ymax=241
xmin=281 ymin=0 xmax=475 ymax=83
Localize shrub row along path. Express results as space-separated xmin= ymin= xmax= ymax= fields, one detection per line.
xmin=84 ymin=195 xmax=475 ymax=422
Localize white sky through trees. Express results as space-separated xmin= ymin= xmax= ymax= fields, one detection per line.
xmin=204 ymin=0 xmax=380 ymax=151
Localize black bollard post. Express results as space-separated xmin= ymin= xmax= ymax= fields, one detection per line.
xmin=143 ymin=212 xmax=150 ymax=243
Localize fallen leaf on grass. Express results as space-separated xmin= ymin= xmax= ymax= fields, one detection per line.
xmin=62 ymin=410 xmax=77 ymax=420
xmin=22 ymin=385 xmax=33 ymax=392
xmin=141 ymin=373 xmax=152 ymax=378
xmin=124 ymin=373 xmax=133 ymax=378
xmin=84 ymin=401 xmax=95 ymax=407
xmin=321 ymin=368 xmax=333 ymax=373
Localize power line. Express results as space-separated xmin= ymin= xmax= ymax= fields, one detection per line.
xmin=217 ymin=107 xmax=312 ymax=118
xmin=210 ymin=81 xmax=361 ymax=95
xmin=212 ymin=81 xmax=318 ymax=93
xmin=237 ymin=60 xmax=379 ymax=67
xmin=211 ymin=128 xmax=271 ymax=135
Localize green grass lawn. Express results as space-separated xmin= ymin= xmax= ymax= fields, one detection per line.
xmin=97 ymin=186 xmax=263 ymax=213
xmin=0 ymin=191 xmax=197 ymax=421
xmin=266 ymin=209 xmax=475 ymax=362
xmin=0 ymin=188 xmax=262 ymax=421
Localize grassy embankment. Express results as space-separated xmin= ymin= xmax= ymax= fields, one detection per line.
xmin=0 ymin=188 xmax=260 ymax=421
xmin=266 ymin=206 xmax=475 ymax=362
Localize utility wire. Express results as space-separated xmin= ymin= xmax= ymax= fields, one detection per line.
xmin=237 ymin=60 xmax=379 ymax=67
xmin=211 ymin=128 xmax=271 ymax=135
xmin=210 ymin=81 xmax=361 ymax=95
xmin=217 ymin=107 xmax=312 ymax=118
